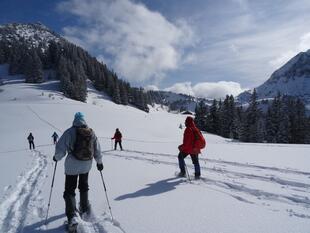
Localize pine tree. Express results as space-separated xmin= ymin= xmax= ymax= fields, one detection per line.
xmin=194 ymin=100 xmax=208 ymax=131
xmin=25 ymin=50 xmax=43 ymax=83
xmin=119 ymin=82 xmax=129 ymax=105
xmin=242 ymin=89 xmax=262 ymax=142
xmin=291 ymin=99 xmax=307 ymax=143
xmin=112 ymin=82 xmax=121 ymax=104
xmin=232 ymin=106 xmax=244 ymax=139
xmin=206 ymin=99 xmax=220 ymax=134
xmin=219 ymin=95 xmax=235 ymax=138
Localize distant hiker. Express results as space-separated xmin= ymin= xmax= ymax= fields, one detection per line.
xmin=111 ymin=128 xmax=123 ymax=150
xmin=53 ymin=112 xmax=103 ymax=229
xmin=178 ymin=116 xmax=206 ymax=179
xmin=27 ymin=132 xmax=35 ymax=150
xmin=51 ymin=131 xmax=59 ymax=144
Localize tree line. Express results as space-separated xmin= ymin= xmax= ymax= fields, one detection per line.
xmin=0 ymin=34 xmax=155 ymax=112
xmin=194 ymin=89 xmax=310 ymax=144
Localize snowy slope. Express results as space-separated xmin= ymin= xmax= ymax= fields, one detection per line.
xmin=0 ymin=80 xmax=310 ymax=233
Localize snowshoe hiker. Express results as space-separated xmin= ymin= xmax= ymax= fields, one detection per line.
xmin=27 ymin=132 xmax=35 ymax=150
xmin=53 ymin=112 xmax=103 ymax=228
xmin=51 ymin=131 xmax=59 ymax=144
xmin=178 ymin=116 xmax=206 ymax=179
xmin=111 ymin=128 xmax=123 ymax=150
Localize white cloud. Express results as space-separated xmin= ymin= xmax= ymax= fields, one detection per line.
xmin=144 ymin=85 xmax=159 ymax=91
xmin=164 ymin=82 xmax=194 ymax=96
xmin=269 ymin=51 xmax=296 ymax=68
xmin=164 ymin=81 xmax=244 ymax=99
xmin=299 ymin=32 xmax=310 ymax=51
xmin=96 ymin=54 xmax=110 ymax=65
xmin=269 ymin=31 xmax=310 ymax=69
xmin=193 ymin=81 xmax=244 ymax=99
xmin=58 ymin=0 xmax=195 ymax=82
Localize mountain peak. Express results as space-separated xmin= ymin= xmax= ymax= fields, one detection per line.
xmin=0 ymin=22 xmax=62 ymax=49
xmin=237 ymin=49 xmax=310 ymax=104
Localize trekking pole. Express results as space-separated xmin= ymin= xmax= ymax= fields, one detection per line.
xmin=100 ymin=171 xmax=114 ymax=221
xmin=184 ymin=164 xmax=191 ymax=183
xmin=45 ymin=161 xmax=57 ymax=225
xmin=111 ymin=139 xmax=113 ymax=150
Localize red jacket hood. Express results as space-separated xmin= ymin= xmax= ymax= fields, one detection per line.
xmin=185 ymin=116 xmax=195 ymax=128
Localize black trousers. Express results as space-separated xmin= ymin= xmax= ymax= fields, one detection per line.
xmin=114 ymin=141 xmax=123 ymax=150
xmin=29 ymin=141 xmax=35 ymax=150
xmin=63 ymin=173 xmax=89 ymax=198
xmin=63 ymin=173 xmax=89 ymax=220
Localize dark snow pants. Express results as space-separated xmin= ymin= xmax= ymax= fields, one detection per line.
xmin=29 ymin=141 xmax=35 ymax=150
xmin=114 ymin=141 xmax=123 ymax=150
xmin=178 ymin=152 xmax=201 ymax=177
xmin=63 ymin=173 xmax=89 ymax=220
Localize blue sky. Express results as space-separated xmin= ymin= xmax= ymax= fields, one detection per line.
xmin=1 ymin=0 xmax=310 ymax=98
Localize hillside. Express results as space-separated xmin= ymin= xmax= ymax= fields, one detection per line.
xmin=0 ymin=22 xmax=154 ymax=111
xmin=0 ymin=76 xmax=310 ymax=233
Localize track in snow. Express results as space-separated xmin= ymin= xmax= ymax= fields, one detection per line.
xmin=105 ymin=149 xmax=310 ymax=219
xmin=0 ymin=151 xmax=48 ymax=233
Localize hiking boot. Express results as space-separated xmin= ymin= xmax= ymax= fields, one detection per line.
xmin=194 ymin=173 xmax=201 ymax=179
xmin=64 ymin=195 xmax=77 ymax=222
xmin=79 ymin=192 xmax=90 ymax=215
xmin=177 ymin=171 xmax=186 ymax=177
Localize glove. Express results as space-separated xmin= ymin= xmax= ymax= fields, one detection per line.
xmin=178 ymin=145 xmax=182 ymax=151
xmin=53 ymin=156 xmax=57 ymax=162
xmin=97 ymin=163 xmax=104 ymax=171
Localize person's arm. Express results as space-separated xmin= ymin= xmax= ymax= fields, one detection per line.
xmin=179 ymin=128 xmax=193 ymax=152
xmin=93 ymin=133 xmax=102 ymax=165
xmin=54 ymin=129 xmax=72 ymax=161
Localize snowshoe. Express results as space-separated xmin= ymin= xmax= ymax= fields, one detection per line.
xmin=79 ymin=204 xmax=92 ymax=221
xmin=66 ymin=216 xmax=78 ymax=233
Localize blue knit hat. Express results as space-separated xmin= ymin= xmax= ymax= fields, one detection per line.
xmin=74 ymin=112 xmax=85 ymax=121
xmin=73 ymin=112 xmax=87 ymax=127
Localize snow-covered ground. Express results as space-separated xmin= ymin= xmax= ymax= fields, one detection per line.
xmin=0 ymin=79 xmax=310 ymax=233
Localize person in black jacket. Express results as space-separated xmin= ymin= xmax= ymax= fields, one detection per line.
xmin=27 ymin=133 xmax=35 ymax=150
xmin=51 ymin=132 xmax=59 ymax=144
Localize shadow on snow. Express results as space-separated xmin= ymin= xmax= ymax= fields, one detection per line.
xmin=115 ymin=177 xmax=184 ymax=201
xmin=22 ymin=213 xmax=66 ymax=233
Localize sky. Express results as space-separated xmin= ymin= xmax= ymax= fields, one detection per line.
xmin=1 ymin=0 xmax=310 ymax=99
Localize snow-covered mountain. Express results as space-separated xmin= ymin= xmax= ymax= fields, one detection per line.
xmin=0 ymin=23 xmax=154 ymax=111
xmin=238 ymin=50 xmax=310 ymax=105
xmin=154 ymin=90 xmax=213 ymax=112
xmin=0 ymin=22 xmax=63 ymax=48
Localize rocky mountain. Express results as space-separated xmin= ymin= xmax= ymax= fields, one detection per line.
xmin=238 ymin=50 xmax=310 ymax=106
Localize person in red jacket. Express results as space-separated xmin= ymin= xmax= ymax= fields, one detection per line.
xmin=178 ymin=116 xmax=201 ymax=179
xmin=111 ymin=128 xmax=123 ymax=150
